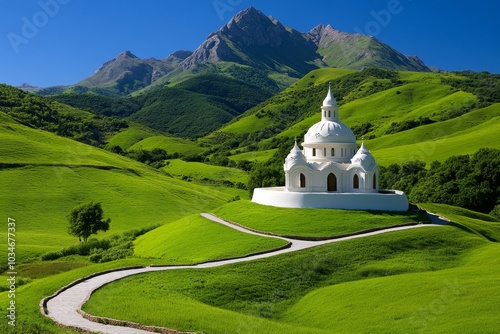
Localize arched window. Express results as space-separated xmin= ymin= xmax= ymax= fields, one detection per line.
xmin=373 ymin=173 xmax=377 ymax=189
xmin=327 ymin=173 xmax=337 ymax=192
xmin=328 ymin=110 xmax=331 ymax=117
xmin=300 ymin=173 xmax=306 ymax=188
xmin=312 ymin=148 xmax=316 ymax=156
xmin=331 ymin=148 xmax=335 ymax=156
xmin=353 ymin=174 xmax=359 ymax=189
xmin=323 ymin=148 xmax=327 ymax=156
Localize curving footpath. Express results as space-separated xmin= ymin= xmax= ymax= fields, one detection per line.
xmin=43 ymin=212 xmax=446 ymax=334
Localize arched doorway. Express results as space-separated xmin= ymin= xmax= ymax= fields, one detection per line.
xmin=300 ymin=173 xmax=306 ymax=188
xmin=353 ymin=174 xmax=359 ymax=189
xmin=327 ymin=173 xmax=337 ymax=192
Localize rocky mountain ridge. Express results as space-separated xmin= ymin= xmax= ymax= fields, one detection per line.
xmin=40 ymin=6 xmax=431 ymax=96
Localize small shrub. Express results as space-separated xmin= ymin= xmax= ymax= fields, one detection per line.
xmin=41 ymin=251 xmax=63 ymax=261
xmin=490 ymin=205 xmax=500 ymax=220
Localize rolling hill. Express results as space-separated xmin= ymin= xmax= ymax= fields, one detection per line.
xmin=81 ymin=203 xmax=500 ymax=334
xmin=204 ymin=68 xmax=500 ymax=167
xmin=49 ymin=74 xmax=272 ymax=138
xmin=0 ymin=110 xmax=236 ymax=262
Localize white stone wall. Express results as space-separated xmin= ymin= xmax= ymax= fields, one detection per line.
xmin=285 ymin=163 xmax=379 ymax=193
xmin=252 ymin=187 xmax=409 ymax=211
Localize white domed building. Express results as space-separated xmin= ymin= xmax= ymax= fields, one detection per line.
xmin=252 ymin=86 xmax=409 ymax=211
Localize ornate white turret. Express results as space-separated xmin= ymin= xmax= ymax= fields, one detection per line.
xmin=284 ymin=140 xmax=306 ymax=170
xmin=350 ymin=139 xmax=377 ymax=171
xmin=321 ymin=83 xmax=339 ymax=122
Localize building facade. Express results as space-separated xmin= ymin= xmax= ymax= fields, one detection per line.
xmin=284 ymin=86 xmax=379 ymax=194
xmin=252 ymin=85 xmax=409 ymax=211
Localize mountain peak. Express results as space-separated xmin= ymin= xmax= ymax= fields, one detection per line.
xmin=230 ymin=6 xmax=265 ymax=23
xmin=117 ymin=50 xmax=139 ymax=59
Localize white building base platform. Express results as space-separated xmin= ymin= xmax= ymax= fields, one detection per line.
xmin=252 ymin=187 xmax=409 ymax=211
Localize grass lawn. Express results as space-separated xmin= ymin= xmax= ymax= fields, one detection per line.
xmin=366 ymin=103 xmax=500 ymax=152
xmin=134 ymin=214 xmax=288 ymax=264
xmin=0 ymin=114 xmax=233 ymax=262
xmin=372 ymin=114 xmax=500 ymax=166
xmin=82 ymin=218 xmax=490 ymax=333
xmin=0 ymin=165 xmax=231 ymax=261
xmin=229 ymin=149 xmax=277 ymax=162
xmin=105 ymin=125 xmax=156 ymax=149
xmin=221 ymin=114 xmax=272 ymax=134
xmin=281 ymin=243 xmax=500 ymax=333
xmin=163 ymin=159 xmax=249 ymax=185
xmin=128 ymin=135 xmax=205 ymax=156
xmin=212 ymin=200 xmax=428 ymax=238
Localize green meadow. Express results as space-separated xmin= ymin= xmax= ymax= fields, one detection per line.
xmin=128 ymin=135 xmax=205 ymax=155
xmin=134 ymin=214 xmax=287 ymax=263
xmin=105 ymin=125 xmax=157 ymax=150
xmin=212 ymin=200 xmax=428 ymax=237
xmin=162 ymin=159 xmax=249 ymax=185
xmin=229 ymin=149 xmax=277 ymax=163
xmin=82 ymin=207 xmax=500 ymax=333
xmin=0 ymin=112 xmax=232 ymax=262
xmin=217 ymin=68 xmax=499 ymax=169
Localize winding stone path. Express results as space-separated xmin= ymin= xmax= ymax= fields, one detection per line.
xmin=44 ymin=212 xmax=444 ymax=333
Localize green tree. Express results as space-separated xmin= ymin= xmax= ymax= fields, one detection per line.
xmin=68 ymin=202 xmax=111 ymax=242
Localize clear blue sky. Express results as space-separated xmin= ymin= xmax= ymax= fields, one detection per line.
xmin=2 ymin=0 xmax=499 ymax=87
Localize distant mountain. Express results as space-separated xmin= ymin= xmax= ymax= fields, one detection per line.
xmin=38 ymin=7 xmax=431 ymax=97
xmin=17 ymin=83 xmax=39 ymax=92
xmin=50 ymin=74 xmax=272 ymax=138
xmin=181 ymin=7 xmax=322 ymax=76
xmin=308 ymin=24 xmax=431 ymax=71
xmin=78 ymin=50 xmax=191 ymax=93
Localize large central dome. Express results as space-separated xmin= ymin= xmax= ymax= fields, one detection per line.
xmin=303 ymin=85 xmax=356 ymax=144
xmin=304 ymin=120 xmax=356 ymax=143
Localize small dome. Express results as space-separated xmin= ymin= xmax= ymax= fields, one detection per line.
xmin=351 ymin=141 xmax=377 ymax=170
xmin=286 ymin=141 xmax=306 ymax=161
xmin=304 ymin=120 xmax=356 ymax=144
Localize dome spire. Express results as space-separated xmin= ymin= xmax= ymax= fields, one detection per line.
xmin=321 ymin=83 xmax=339 ymax=122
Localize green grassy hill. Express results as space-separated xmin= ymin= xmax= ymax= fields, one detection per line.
xmin=0 ymin=111 xmax=233 ymax=261
xmin=81 ymin=203 xmax=500 ymax=333
xmin=212 ymin=200 xmax=428 ymax=237
xmin=133 ymin=214 xmax=287 ymax=263
xmin=205 ymin=68 xmax=499 ymax=168
xmin=49 ymin=74 xmax=273 ymax=138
